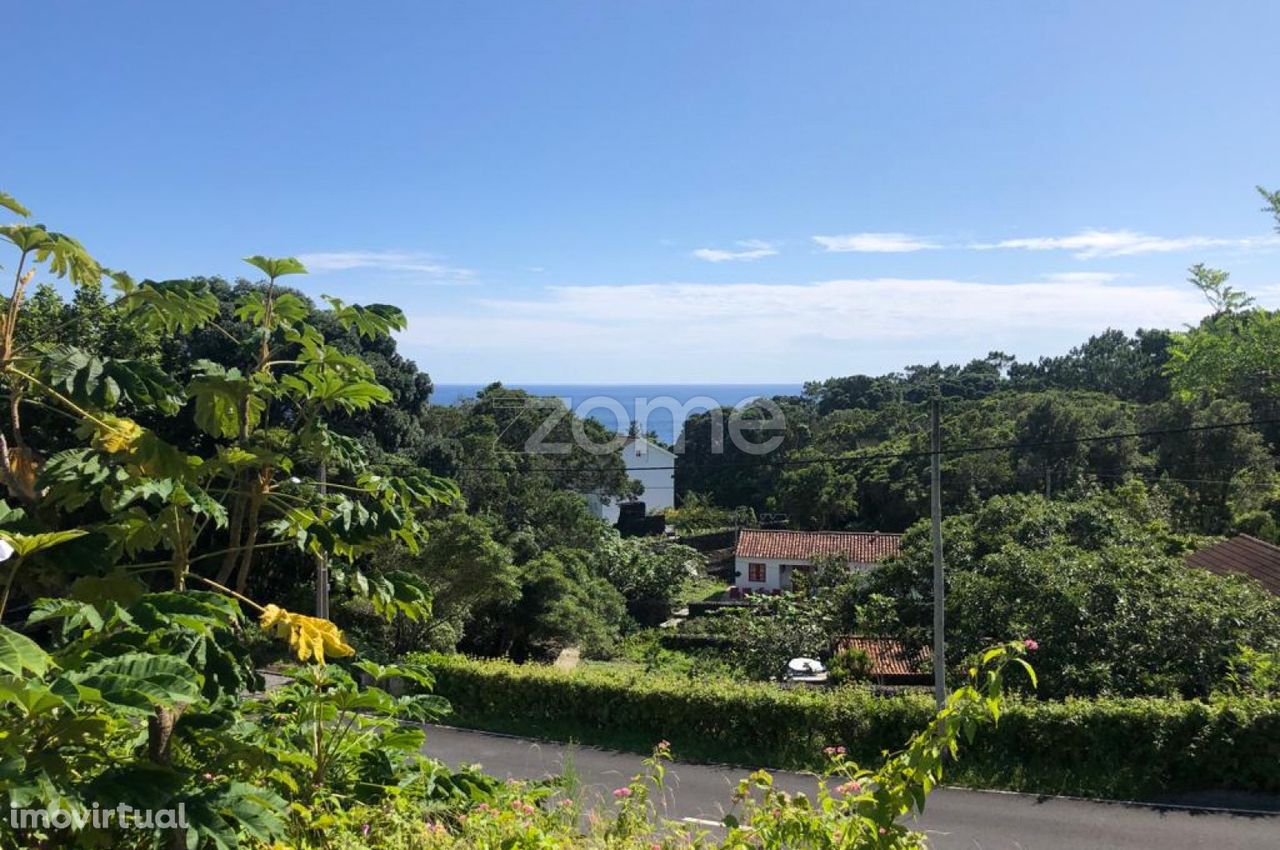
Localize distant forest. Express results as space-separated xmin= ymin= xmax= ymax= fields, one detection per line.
xmin=676 ymin=307 xmax=1280 ymax=542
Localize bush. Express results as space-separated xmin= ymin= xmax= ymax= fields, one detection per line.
xmin=413 ymin=652 xmax=1280 ymax=798
xmin=863 ymin=489 xmax=1280 ymax=698
xmin=829 ymin=647 xmax=874 ymax=685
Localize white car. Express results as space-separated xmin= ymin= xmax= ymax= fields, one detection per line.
xmin=783 ymin=657 xmax=828 ymax=683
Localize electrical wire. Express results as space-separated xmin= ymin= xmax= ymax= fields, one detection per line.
xmin=373 ymin=415 xmax=1280 ymax=475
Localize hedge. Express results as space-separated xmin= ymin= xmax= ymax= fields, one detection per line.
xmin=411 ymin=652 xmax=1280 ymax=799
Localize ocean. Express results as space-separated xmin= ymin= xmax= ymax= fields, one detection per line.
xmin=432 ymin=383 xmax=803 ymax=444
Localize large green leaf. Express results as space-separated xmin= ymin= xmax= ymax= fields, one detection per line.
xmin=234 ymin=289 xmax=309 ymax=331
xmin=1 ymin=226 xmax=101 ymax=285
xmin=280 ymin=370 xmax=392 ymax=411
xmin=188 ymin=361 xmax=267 ymax=438
xmin=180 ymin=781 xmax=287 ymax=850
xmin=0 ymin=191 xmax=30 ymax=218
xmin=322 ymin=296 xmax=407 ymax=339
xmin=0 ymin=625 xmax=49 ymax=677
xmin=243 ymin=255 xmax=307 ymax=279
xmin=70 ymin=571 xmax=146 ymax=610
xmin=0 ymin=529 xmax=88 ymax=558
xmin=28 ymin=597 xmax=107 ymax=634
xmin=119 ymin=279 xmax=219 ymax=334
xmin=38 ymin=344 xmax=185 ymax=415
xmin=0 ymin=676 xmax=76 ymax=715
xmin=131 ymin=591 xmax=241 ymax=633
xmin=73 ymin=653 xmax=201 ymax=711
xmin=0 ymin=223 xmax=55 ymax=253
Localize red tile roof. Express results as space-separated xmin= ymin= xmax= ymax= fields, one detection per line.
xmin=736 ymin=528 xmax=901 ymax=563
xmin=833 ymin=636 xmax=929 ymax=683
xmin=1186 ymin=534 xmax=1280 ymax=597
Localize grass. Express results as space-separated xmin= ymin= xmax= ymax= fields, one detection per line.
xmin=673 ymin=575 xmax=729 ymax=607
xmin=584 ymin=629 xmax=741 ymax=680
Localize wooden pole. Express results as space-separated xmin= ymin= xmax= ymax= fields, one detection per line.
xmin=930 ymin=396 xmax=946 ymax=709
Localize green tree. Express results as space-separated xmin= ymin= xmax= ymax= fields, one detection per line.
xmin=772 ymin=451 xmax=860 ymax=529
xmin=705 ymin=594 xmax=834 ymax=680
xmin=863 ymin=488 xmax=1280 ymax=698
xmin=466 ymin=547 xmax=627 ymax=661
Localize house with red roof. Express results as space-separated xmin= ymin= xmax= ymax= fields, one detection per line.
xmin=1185 ymin=534 xmax=1280 ymax=597
xmin=832 ymin=636 xmax=931 ymax=686
xmin=732 ymin=528 xmax=901 ymax=592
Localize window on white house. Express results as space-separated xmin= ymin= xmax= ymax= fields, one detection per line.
xmin=748 ymin=562 xmax=766 ymax=582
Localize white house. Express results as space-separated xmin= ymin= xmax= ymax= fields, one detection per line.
xmin=733 ymin=528 xmax=902 ymax=592
xmin=585 ymin=435 xmax=677 ymax=525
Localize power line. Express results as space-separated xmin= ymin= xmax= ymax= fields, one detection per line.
xmin=1091 ymin=471 xmax=1278 ymax=490
xmin=377 ymin=416 xmax=1280 ymax=475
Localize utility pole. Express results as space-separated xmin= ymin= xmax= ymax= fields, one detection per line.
xmin=315 ymin=461 xmax=329 ymax=619
xmin=930 ymin=396 xmax=946 ymax=709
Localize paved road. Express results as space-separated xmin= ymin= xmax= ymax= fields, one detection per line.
xmin=423 ymin=725 xmax=1280 ymax=849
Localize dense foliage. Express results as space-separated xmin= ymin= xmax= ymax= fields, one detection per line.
xmin=6 ymin=180 xmax=1280 ymax=847
xmin=0 ymin=191 xmax=493 ymax=848
xmin=857 ymin=487 xmax=1280 ymax=698
xmin=419 ymin=651 xmax=1280 ymax=799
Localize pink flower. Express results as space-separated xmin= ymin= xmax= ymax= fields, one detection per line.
xmin=559 ymin=798 xmax=574 ymax=808
xmin=879 ymin=826 xmax=888 ymax=835
xmin=361 ymin=824 xmax=370 ymax=836
xmin=1023 ymin=639 xmax=1039 ymax=652
xmin=835 ymin=781 xmax=862 ymax=795
xmin=613 ymin=787 xmax=633 ymax=799
xmin=836 ymin=746 xmax=846 ymax=755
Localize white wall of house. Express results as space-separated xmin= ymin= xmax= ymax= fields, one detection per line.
xmin=625 ymin=437 xmax=676 ymax=513
xmin=733 ymin=556 xmax=797 ymax=591
xmin=733 ymin=556 xmax=878 ymax=591
xmin=583 ymin=437 xmax=676 ymax=526
xmin=584 ymin=492 xmax=621 ymax=525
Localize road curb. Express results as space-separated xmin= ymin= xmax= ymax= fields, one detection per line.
xmin=939 ymin=785 xmax=1280 ymax=817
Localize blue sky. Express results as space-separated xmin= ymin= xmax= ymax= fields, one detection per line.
xmin=9 ymin=2 xmax=1280 ymax=383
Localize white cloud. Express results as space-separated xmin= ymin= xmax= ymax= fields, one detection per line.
xmin=691 ymin=240 xmax=779 ymax=262
xmin=1040 ymin=271 xmax=1126 ymax=284
xmin=812 ymin=232 xmax=941 ymax=253
xmin=809 ymin=229 xmax=1279 ymax=258
xmin=400 ymin=276 xmax=1215 ymax=381
xmin=970 ymin=229 xmax=1279 ymax=259
xmin=297 ymin=250 xmax=475 ymax=282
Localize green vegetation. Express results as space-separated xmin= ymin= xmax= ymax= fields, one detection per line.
xmin=333 ymin=645 xmax=1035 ymax=850
xmin=828 ymin=647 xmax=874 ymax=686
xmin=418 ymin=652 xmax=1280 ymax=799
xmin=5 ymin=178 xmax=1280 ymax=848
xmin=859 ymin=487 xmax=1280 ymax=698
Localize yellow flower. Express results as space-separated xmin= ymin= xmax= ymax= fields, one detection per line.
xmin=259 ymin=604 xmax=355 ymax=664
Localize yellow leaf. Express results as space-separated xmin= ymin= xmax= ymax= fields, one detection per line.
xmin=92 ymin=415 xmax=144 ymax=454
xmin=258 ymin=604 xmax=354 ymax=664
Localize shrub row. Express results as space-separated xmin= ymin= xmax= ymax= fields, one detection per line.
xmin=412 ymin=652 xmax=1280 ymax=799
